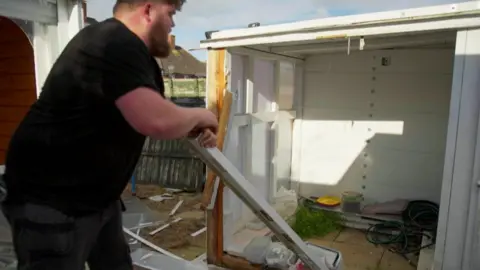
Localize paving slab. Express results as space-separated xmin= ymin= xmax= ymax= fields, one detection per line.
xmin=378 ymin=250 xmax=416 ymax=270
xmin=335 ymin=228 xmax=375 ymax=247
xmin=322 ymin=230 xmax=342 ymax=241
xmin=305 ymin=230 xmax=341 ymax=248
xmin=330 ymin=242 xmax=384 ymax=270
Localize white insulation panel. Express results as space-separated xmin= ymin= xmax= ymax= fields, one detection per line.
xmin=295 ymin=49 xmax=454 ymax=204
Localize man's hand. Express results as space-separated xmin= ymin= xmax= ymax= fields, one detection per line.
xmin=198 ymin=129 xmax=217 ymax=148
xmin=186 ymin=109 xmax=218 ymax=148
xmin=194 ymin=108 xmax=219 ymax=134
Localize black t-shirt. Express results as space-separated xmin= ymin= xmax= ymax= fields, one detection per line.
xmin=3 ymin=18 xmax=164 ymax=216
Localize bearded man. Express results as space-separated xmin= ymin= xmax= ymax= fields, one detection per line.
xmin=1 ymin=0 xmax=217 ymax=269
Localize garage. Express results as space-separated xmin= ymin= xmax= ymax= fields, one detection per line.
xmin=0 ymin=17 xmax=37 ymax=165
xmin=200 ymin=2 xmax=480 ymax=269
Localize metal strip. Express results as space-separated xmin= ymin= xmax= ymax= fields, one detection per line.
xmin=0 ymin=0 xmax=57 ymax=24
xmin=186 ymin=139 xmax=342 ymax=270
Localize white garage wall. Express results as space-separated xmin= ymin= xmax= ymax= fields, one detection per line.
xmin=253 ymin=59 xmax=275 ymax=112
xmin=223 ymin=53 xmax=296 ymax=251
xmin=223 ymin=53 xmax=246 ymax=249
xmin=224 ymin=56 xmax=276 ymax=230
xmin=294 ymin=49 xmax=454 ymax=204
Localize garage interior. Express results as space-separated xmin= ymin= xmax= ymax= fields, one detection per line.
xmin=291 ymin=32 xmax=456 ymax=205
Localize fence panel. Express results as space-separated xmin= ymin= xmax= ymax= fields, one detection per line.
xmin=133 ymin=94 xmax=206 ymax=192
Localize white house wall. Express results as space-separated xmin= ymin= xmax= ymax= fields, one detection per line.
xmin=33 ymin=0 xmax=83 ymax=95
xmin=294 ymin=49 xmax=453 ymax=204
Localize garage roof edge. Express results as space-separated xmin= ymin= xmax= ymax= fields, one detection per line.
xmin=200 ymin=1 xmax=480 ymax=49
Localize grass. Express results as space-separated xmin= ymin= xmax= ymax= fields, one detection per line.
xmin=164 ymin=78 xmax=206 ymax=98
xmin=291 ymin=204 xmax=344 ymax=239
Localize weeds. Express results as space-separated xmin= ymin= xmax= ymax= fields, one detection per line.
xmin=291 ymin=205 xmax=344 ymax=239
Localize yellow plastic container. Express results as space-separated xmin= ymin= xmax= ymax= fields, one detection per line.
xmin=315 ymin=196 xmax=341 ymax=207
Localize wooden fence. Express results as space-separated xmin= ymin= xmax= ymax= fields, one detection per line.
xmin=133 ymin=88 xmax=206 ymax=191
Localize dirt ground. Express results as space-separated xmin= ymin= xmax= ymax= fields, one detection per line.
xmin=123 ymin=184 xmax=207 ymax=260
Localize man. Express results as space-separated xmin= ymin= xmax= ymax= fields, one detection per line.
xmin=1 ymin=0 xmax=217 ymax=269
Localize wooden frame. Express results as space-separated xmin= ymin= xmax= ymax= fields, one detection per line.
xmin=204 ymin=48 xmax=226 ymax=265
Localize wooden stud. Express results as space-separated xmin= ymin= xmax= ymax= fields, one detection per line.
xmin=201 ymin=91 xmax=232 ymax=209
xmin=82 ymin=1 xmax=87 ymax=22
xmin=204 ymin=49 xmax=228 ymax=265
xmin=204 ymin=90 xmax=232 ymax=265
xmin=206 ymin=50 xmax=220 ymax=115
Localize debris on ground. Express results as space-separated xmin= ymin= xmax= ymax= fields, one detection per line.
xmin=123 ymin=184 xmax=206 ymax=260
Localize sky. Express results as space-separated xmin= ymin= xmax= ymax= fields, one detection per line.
xmin=86 ymin=0 xmax=466 ymax=61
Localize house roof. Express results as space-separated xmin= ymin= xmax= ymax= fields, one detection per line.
xmin=81 ymin=16 xmax=204 ymax=76
xmin=156 ymin=46 xmax=206 ymax=77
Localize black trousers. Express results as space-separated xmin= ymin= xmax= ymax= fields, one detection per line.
xmin=1 ymin=201 xmax=133 ymax=270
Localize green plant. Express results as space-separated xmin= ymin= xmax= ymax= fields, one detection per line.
xmin=291 ymin=205 xmax=344 ymax=239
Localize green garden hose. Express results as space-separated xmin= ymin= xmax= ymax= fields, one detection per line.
xmin=365 ymin=200 xmax=438 ymax=255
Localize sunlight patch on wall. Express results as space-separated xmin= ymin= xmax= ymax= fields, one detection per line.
xmin=299 ymin=120 xmax=404 ymax=186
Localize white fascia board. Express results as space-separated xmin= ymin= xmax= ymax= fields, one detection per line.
xmin=0 ymin=0 xmax=57 ymax=25
xmin=206 ymin=1 xmax=480 ymax=41
xmin=200 ymin=17 xmax=480 ymax=49
xmin=271 ymin=31 xmax=456 ymax=54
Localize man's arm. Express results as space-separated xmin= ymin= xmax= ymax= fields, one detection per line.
xmin=115 ymin=87 xmax=201 ymax=139
xmin=100 ymin=39 xmax=205 ymax=139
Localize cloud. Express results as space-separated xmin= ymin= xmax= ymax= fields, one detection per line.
xmin=175 ymin=0 xmax=464 ymax=31
xmin=175 ymin=0 xmax=327 ymax=30
xmin=312 ymin=0 xmax=464 ymax=15
xmin=85 ymin=0 xmax=465 ymax=60
xmin=173 ymin=0 xmax=327 ymax=59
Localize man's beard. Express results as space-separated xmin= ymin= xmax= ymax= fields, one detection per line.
xmin=149 ymin=25 xmax=170 ymax=58
xmin=150 ymin=38 xmax=170 ymax=58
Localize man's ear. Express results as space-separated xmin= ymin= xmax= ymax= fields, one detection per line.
xmin=141 ymin=3 xmax=153 ymax=23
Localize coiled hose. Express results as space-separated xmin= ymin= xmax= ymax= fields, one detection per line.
xmin=365 ymin=200 xmax=439 ymax=255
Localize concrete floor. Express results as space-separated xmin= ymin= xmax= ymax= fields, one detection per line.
xmin=307 ymin=228 xmax=416 ymax=270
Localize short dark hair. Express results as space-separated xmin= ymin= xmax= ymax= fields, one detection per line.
xmin=113 ymin=0 xmax=186 ymax=13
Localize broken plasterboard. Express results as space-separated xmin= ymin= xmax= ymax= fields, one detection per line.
xmin=186 ymin=139 xmax=342 ymax=270
xmin=131 ymin=248 xmax=206 ymax=270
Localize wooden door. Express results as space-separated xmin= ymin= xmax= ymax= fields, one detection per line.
xmin=0 ymin=16 xmax=36 ymax=164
